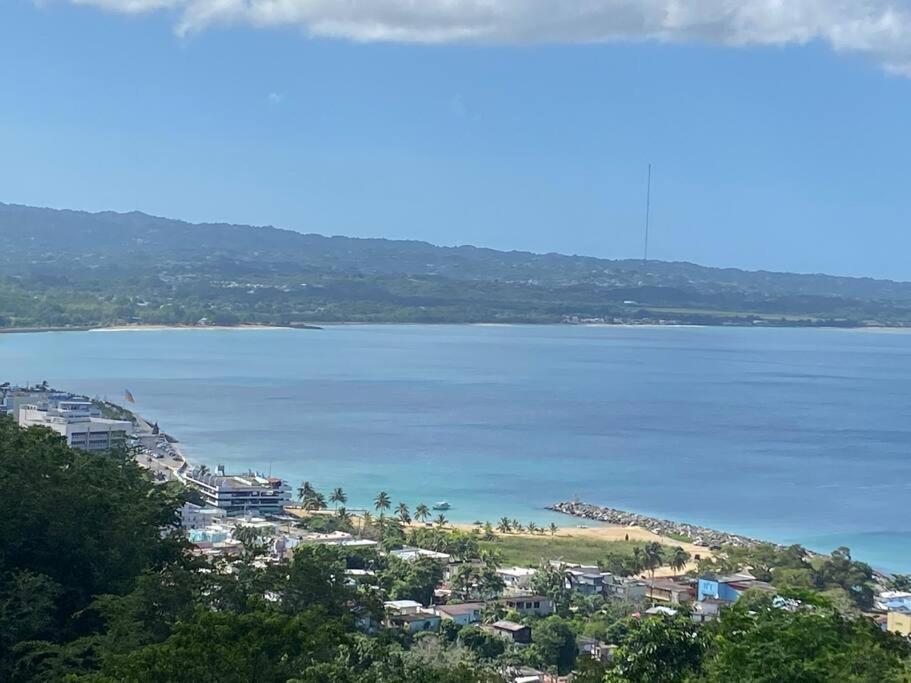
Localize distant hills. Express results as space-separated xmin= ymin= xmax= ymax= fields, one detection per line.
xmin=2 ymin=201 xmax=910 ymax=328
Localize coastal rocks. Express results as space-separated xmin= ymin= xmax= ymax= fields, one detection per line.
xmin=547 ymin=501 xmax=765 ymax=549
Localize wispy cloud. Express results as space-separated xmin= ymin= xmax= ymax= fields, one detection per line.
xmin=56 ymin=1 xmax=911 ymax=75
xmin=267 ymin=91 xmax=284 ymax=105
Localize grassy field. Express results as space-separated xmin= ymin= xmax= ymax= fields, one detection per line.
xmin=480 ymin=534 xmax=650 ymax=567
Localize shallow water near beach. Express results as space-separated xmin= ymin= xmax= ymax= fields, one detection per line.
xmin=2 ymin=324 xmax=911 ymax=572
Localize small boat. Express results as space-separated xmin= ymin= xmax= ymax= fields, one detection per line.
xmin=432 ymin=501 xmax=451 ymax=511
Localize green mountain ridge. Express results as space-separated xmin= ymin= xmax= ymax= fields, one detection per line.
xmin=2 ymin=201 xmax=910 ymax=327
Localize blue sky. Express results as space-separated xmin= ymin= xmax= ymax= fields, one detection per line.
xmin=3 ymin=1 xmax=911 ymax=279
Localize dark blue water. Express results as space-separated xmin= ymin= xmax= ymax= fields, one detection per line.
xmin=2 ymin=325 xmax=909 ymax=571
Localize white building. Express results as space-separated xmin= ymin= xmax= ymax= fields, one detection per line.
xmin=179 ymin=502 xmax=228 ymax=529
xmin=19 ymin=401 xmax=132 ymax=452
xmin=181 ymin=466 xmax=291 ymax=515
xmin=497 ymin=566 xmax=537 ymax=589
xmin=389 ymin=546 xmax=451 ymax=563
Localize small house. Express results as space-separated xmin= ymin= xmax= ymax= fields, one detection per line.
xmin=489 ymin=620 xmax=532 ymax=644
xmin=500 ymin=595 xmax=554 ymax=617
xmin=434 ymin=602 xmax=484 ymax=626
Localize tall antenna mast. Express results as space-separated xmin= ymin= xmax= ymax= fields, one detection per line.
xmin=643 ymin=163 xmax=652 ymax=264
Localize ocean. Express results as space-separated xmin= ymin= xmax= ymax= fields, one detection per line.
xmin=2 ymin=324 xmax=910 ymax=572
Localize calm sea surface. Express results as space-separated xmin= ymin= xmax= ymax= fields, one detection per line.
xmin=2 ymin=325 xmax=910 ymax=572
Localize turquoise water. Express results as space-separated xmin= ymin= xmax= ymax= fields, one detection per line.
xmin=2 ymin=325 xmax=910 ymax=572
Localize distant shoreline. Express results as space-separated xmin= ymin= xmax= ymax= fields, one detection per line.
xmin=0 ymin=323 xmax=322 ymax=335
xmin=2 ymin=321 xmax=910 ymax=335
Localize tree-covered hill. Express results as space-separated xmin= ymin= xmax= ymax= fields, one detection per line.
xmin=4 ymin=201 xmax=911 ymax=327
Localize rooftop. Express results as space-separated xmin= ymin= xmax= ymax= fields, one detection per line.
xmin=436 ymin=602 xmax=484 ymax=616
xmin=384 ymin=600 xmax=423 ymax=611
xmin=491 ymin=620 xmax=528 ymax=632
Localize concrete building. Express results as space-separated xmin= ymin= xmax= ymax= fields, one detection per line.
xmin=488 ymin=620 xmax=531 ymax=644
xmin=434 ymin=602 xmax=484 ymax=626
xmin=389 ymin=546 xmax=451 ymax=563
xmin=887 ymin=610 xmax=911 ymax=637
xmin=645 ymin=578 xmax=695 ymax=604
xmin=384 ymin=600 xmax=441 ymax=633
xmin=567 ymin=568 xmax=604 ymax=596
xmin=182 ymin=466 xmax=291 ymax=515
xmin=603 ymin=574 xmax=648 ymax=602
xmin=498 ymin=566 xmax=537 ymax=590
xmin=697 ymin=574 xmax=774 ymax=603
xmin=19 ymin=400 xmax=131 ymax=452
xmin=179 ymin=502 xmax=228 ymax=529
xmin=500 ymin=595 xmax=554 ymax=618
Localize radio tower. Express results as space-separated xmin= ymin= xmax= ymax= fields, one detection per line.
xmin=643 ymin=163 xmax=652 ymax=264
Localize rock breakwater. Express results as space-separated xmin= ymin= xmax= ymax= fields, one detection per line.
xmin=548 ymin=501 xmax=766 ymax=549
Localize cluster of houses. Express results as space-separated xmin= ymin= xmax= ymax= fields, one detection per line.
xmin=179 ymin=502 xmax=375 ymax=560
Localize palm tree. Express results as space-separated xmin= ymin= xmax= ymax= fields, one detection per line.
xmin=479 ymin=547 xmax=502 ymax=570
xmin=549 ymin=523 xmax=558 ymax=536
xmin=511 ymin=519 xmax=523 ymax=533
xmin=482 ymin=521 xmax=496 ymax=540
xmin=329 ymin=487 xmax=347 ymax=510
xmin=297 ymin=480 xmax=315 ymax=503
xmin=481 ymin=602 xmax=506 ymax=624
xmin=527 ymin=522 xmax=538 ymax=534
xmin=497 ymin=517 xmax=512 ymax=534
xmin=359 ymin=511 xmax=374 ymax=537
xmin=669 ymin=546 xmax=690 ymax=575
xmin=434 ymin=513 xmax=448 ymax=528
xmin=336 ymin=506 xmax=353 ymax=530
xmin=374 ymin=491 xmax=391 ymax=515
xmin=643 ymin=541 xmax=664 ymax=580
xmin=632 ymin=546 xmax=645 ymax=576
xmin=414 ymin=504 xmax=430 ymax=524
xmin=396 ymin=502 xmax=411 ymax=525
xmin=302 ymin=491 xmax=327 ymax=511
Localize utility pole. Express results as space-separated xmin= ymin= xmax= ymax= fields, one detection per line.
xmin=643 ymin=163 xmax=652 ymax=264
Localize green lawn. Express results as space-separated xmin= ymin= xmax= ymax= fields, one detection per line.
xmin=480 ymin=534 xmax=649 ymax=567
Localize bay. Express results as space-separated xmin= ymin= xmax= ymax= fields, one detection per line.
xmin=2 ymin=324 xmax=910 ymax=572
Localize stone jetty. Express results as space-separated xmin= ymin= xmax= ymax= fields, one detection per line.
xmin=548 ymin=501 xmax=767 ymax=549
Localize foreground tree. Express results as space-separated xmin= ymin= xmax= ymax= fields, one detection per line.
xmin=699 ymin=591 xmax=911 ymax=682
xmin=606 ymin=612 xmax=707 ymax=683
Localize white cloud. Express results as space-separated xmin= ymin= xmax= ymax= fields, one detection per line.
xmin=267 ymin=91 xmax=284 ymax=104
xmin=57 ymin=0 xmax=911 ymax=75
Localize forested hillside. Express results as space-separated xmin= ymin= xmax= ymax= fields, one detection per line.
xmin=3 ymin=201 xmax=911 ymax=327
